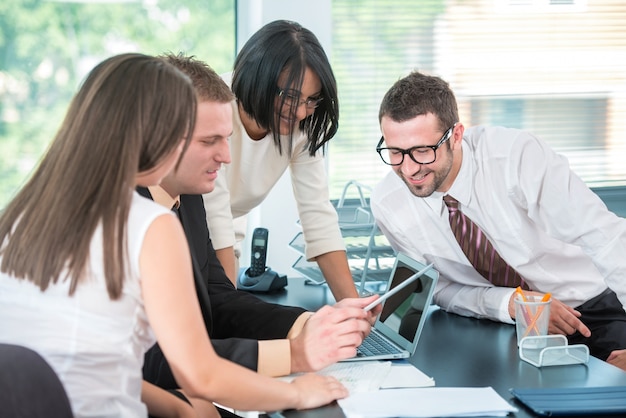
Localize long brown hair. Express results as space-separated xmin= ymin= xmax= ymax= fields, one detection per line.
xmin=0 ymin=53 xmax=196 ymax=299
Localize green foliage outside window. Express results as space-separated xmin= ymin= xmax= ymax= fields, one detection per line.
xmin=0 ymin=0 xmax=234 ymax=209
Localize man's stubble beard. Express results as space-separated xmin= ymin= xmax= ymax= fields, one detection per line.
xmin=396 ymin=148 xmax=454 ymax=198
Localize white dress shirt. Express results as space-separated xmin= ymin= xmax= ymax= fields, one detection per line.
xmin=372 ymin=126 xmax=626 ymax=323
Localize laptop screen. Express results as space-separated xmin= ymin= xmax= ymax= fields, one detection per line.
xmin=374 ymin=253 xmax=439 ymax=352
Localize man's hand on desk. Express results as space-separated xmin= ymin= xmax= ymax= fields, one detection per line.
xmin=607 ymin=349 xmax=626 ymax=372
xmin=289 ymin=295 xmax=379 ymax=373
xmin=508 ymin=290 xmax=591 ymax=338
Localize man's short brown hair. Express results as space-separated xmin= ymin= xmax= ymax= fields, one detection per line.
xmin=161 ymin=52 xmax=234 ymax=103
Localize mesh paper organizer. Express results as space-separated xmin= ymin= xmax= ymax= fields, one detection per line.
xmin=518 ymin=335 xmax=589 ymax=367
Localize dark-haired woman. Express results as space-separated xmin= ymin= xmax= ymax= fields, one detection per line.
xmin=204 ymin=20 xmax=358 ymax=300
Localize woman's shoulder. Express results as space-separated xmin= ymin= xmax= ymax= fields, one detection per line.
xmin=130 ymin=191 xmax=171 ymax=224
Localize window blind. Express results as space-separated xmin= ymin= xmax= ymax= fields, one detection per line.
xmin=329 ymin=0 xmax=626 ymax=199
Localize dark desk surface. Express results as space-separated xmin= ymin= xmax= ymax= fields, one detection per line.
xmin=256 ymin=278 xmax=626 ymax=418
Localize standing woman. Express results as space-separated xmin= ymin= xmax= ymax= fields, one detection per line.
xmin=0 ymin=53 xmax=347 ymax=418
xmin=204 ymin=20 xmax=358 ymax=300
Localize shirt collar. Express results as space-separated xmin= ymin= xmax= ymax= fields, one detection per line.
xmin=440 ymin=139 xmax=473 ymax=211
xmin=148 ymin=185 xmax=180 ymax=210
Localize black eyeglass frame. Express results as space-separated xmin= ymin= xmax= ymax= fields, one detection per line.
xmin=376 ymin=123 xmax=457 ymax=166
xmin=277 ymin=88 xmax=324 ymax=110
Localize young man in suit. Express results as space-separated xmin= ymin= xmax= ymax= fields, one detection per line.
xmin=141 ymin=53 xmax=377 ymax=414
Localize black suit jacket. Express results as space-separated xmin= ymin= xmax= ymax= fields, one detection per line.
xmin=138 ymin=188 xmax=305 ymax=389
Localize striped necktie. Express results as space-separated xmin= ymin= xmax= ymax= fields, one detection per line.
xmin=443 ymin=195 xmax=529 ymax=290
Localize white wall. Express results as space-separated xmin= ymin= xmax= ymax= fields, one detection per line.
xmin=236 ymin=0 xmax=332 ymax=277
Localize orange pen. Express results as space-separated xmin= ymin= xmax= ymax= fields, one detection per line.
xmin=522 ymin=292 xmax=552 ymax=338
xmin=515 ymin=287 xmax=533 ymax=325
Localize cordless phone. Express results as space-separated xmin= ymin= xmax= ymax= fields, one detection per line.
xmin=249 ymin=227 xmax=269 ymax=277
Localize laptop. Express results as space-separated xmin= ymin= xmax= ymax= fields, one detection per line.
xmin=342 ymin=253 xmax=439 ymax=361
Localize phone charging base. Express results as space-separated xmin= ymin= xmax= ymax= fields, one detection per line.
xmin=237 ymin=267 xmax=287 ymax=293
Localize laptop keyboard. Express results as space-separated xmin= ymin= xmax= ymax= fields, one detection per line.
xmin=356 ymin=330 xmax=403 ymax=357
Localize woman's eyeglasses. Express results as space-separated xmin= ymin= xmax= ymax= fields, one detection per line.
xmin=277 ymin=89 xmax=323 ymax=110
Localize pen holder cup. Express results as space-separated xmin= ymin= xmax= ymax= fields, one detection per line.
xmin=514 ymin=296 xmax=551 ymax=346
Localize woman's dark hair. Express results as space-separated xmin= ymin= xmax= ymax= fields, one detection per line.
xmin=232 ymin=20 xmax=339 ymax=156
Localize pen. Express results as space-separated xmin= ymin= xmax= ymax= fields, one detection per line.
xmin=363 ymin=263 xmax=435 ymax=312
xmin=515 ymin=287 xmax=533 ymax=326
xmin=522 ymin=292 xmax=552 ymax=338
xmin=515 ymin=286 xmax=528 ymax=302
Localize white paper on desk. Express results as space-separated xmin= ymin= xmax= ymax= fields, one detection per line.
xmin=338 ymin=386 xmax=518 ymax=417
xmin=380 ymin=363 xmax=434 ymax=388
xmin=278 ymin=361 xmax=392 ymax=393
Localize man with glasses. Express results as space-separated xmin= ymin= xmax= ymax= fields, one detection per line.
xmin=370 ymin=70 xmax=626 ymax=367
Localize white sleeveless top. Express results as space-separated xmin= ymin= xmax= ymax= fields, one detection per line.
xmin=0 ymin=192 xmax=171 ymax=417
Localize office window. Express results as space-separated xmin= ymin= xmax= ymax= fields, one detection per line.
xmin=329 ymin=0 xmax=626 ymax=199
xmin=0 ymin=0 xmax=235 ymax=209
xmin=496 ymin=0 xmax=586 ymax=11
xmin=471 ymin=97 xmax=607 ymax=148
